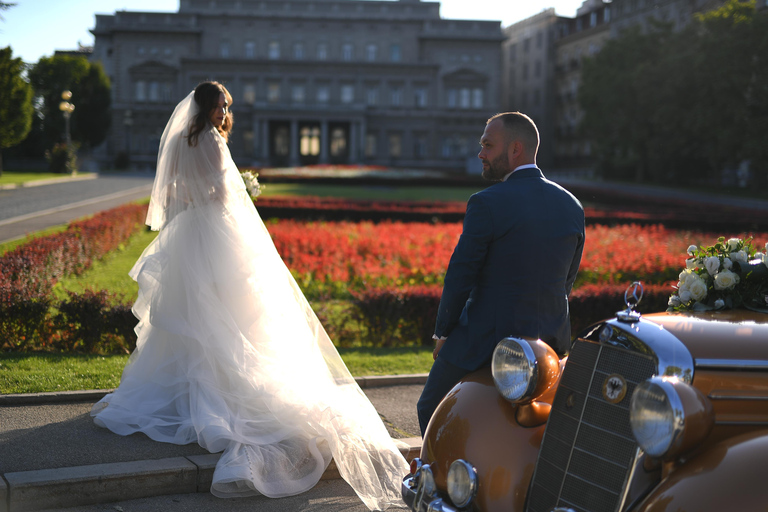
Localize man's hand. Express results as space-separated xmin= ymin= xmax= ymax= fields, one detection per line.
xmin=433 ymin=337 xmax=446 ymax=360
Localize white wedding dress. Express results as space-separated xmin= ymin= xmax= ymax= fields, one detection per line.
xmin=91 ymin=92 xmax=408 ymax=510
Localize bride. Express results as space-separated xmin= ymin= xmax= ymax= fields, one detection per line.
xmin=91 ymin=81 xmax=408 ymax=510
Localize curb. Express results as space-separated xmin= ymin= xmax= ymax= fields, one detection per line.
xmin=0 ymin=174 xmax=98 ymax=191
xmin=1 ymin=438 xmax=422 ymax=512
xmin=0 ymin=374 xmax=429 ymax=406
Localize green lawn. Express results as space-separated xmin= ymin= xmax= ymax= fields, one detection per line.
xmin=0 ymin=170 xmax=93 ymax=186
xmin=53 ymin=228 xmax=158 ymax=303
xmin=261 ymin=183 xmax=485 ymax=202
xmin=0 ymin=347 xmax=433 ymax=394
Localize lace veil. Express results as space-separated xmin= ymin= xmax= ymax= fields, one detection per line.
xmin=146 ymin=90 xmax=233 ymax=231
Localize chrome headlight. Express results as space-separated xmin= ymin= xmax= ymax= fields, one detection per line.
xmin=492 ymin=337 xmax=560 ymax=404
xmin=446 ymin=459 xmax=477 ymax=508
xmin=630 ymin=376 xmax=713 ymax=460
xmin=492 ymin=337 xmax=538 ymax=402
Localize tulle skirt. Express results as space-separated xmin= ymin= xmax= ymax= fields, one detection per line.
xmin=91 ymin=198 xmax=407 ymax=510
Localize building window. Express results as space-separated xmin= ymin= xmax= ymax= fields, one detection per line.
xmin=293 ymin=42 xmax=304 ymax=60
xmin=460 ymin=88 xmax=471 ymax=109
xmin=135 ymin=81 xmax=146 ymax=101
xmin=245 ymin=41 xmax=256 ymax=58
xmin=605 ymin=6 xmax=611 ymax=22
xmin=414 ymin=133 xmax=427 ymax=158
xmin=535 ymin=60 xmax=542 ymax=78
xmin=390 ymin=44 xmax=401 ymax=62
xmin=317 ymin=43 xmax=328 ymax=60
xmin=268 ymin=41 xmax=280 ymax=60
xmin=447 ymin=89 xmax=457 ymax=108
xmin=414 ymin=88 xmax=427 ymax=108
xmin=365 ymin=133 xmax=377 ymax=157
xmin=243 ymin=84 xmax=256 ymax=104
xmin=162 ymin=83 xmax=173 ymax=102
xmin=331 ymin=128 xmax=347 ymax=156
xmin=390 ymin=87 xmax=402 ymax=106
xmin=243 ymin=130 xmax=254 ymax=157
xmin=274 ymin=126 xmax=289 ymax=156
xmin=389 ymin=133 xmax=402 ymax=158
xmin=590 ymin=11 xmax=598 ymax=27
xmin=534 ymin=89 xmax=541 ymax=106
xmin=316 ymin=85 xmax=330 ymax=103
xmin=523 ymin=38 xmax=530 ymax=53
xmin=268 ymin=82 xmax=280 ymax=103
xmin=292 ymin=84 xmax=305 ymax=103
xmin=137 ymin=46 xmax=146 ymax=56
xmin=508 ymin=43 xmax=516 ymax=62
xmin=148 ymin=81 xmax=160 ymax=102
xmin=523 ymin=63 xmax=529 ymax=80
xmin=220 ymin=40 xmax=230 ymax=58
xmin=300 ymin=126 xmax=320 ymax=156
xmin=342 ymin=43 xmax=353 ymax=61
xmin=341 ymin=84 xmax=354 ymax=104
xmin=366 ymin=44 xmax=377 ymax=62
xmin=367 ymin=88 xmax=379 ymax=106
xmin=536 ymin=31 xmax=543 ymax=48
xmin=472 ymin=88 xmax=484 ymax=109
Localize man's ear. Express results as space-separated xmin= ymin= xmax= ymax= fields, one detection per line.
xmin=507 ymin=139 xmax=522 ymax=161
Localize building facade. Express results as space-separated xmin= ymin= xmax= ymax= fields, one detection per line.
xmin=501 ymin=9 xmax=564 ymax=168
xmin=553 ymin=0 xmax=611 ymax=168
xmin=90 ymin=0 xmax=503 ymax=171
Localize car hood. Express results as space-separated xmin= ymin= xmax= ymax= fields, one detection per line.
xmin=642 ymin=310 xmax=768 ymax=363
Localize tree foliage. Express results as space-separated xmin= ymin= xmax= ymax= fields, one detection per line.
xmin=28 ymin=54 xmax=111 ymax=151
xmin=579 ymin=0 xmax=768 ymax=187
xmin=0 ymin=46 xmax=34 ymax=175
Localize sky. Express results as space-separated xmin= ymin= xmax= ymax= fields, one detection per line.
xmin=1 ymin=0 xmax=587 ymax=64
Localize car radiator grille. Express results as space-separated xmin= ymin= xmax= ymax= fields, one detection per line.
xmin=526 ymin=339 xmax=657 ymax=512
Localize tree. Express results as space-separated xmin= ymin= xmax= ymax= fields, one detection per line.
xmin=0 ymin=46 xmax=34 ymax=176
xmin=579 ymin=0 xmax=768 ymax=186
xmin=28 ymin=54 xmax=111 ymax=152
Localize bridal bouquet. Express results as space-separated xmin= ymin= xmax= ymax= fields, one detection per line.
xmin=240 ymin=170 xmax=262 ymax=200
xmin=668 ymin=237 xmax=768 ymax=312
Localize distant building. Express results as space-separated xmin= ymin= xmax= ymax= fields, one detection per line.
xmin=610 ymin=0 xmax=727 ymax=36
xmin=553 ymin=0 xmax=611 ymax=169
xmin=90 ymin=0 xmax=503 ymax=170
xmin=501 ymin=9 xmax=563 ymax=168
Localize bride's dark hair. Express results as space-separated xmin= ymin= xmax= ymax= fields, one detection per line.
xmin=187 ymin=81 xmax=233 ymax=146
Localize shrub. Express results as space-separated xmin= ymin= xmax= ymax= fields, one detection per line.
xmin=54 ymin=290 xmax=136 ymax=353
xmin=45 ymin=142 xmax=78 ymax=174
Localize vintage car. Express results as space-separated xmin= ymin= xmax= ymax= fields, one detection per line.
xmin=402 ymin=283 xmax=768 ymax=512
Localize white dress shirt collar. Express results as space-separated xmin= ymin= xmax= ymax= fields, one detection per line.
xmin=502 ymin=163 xmax=539 ymax=182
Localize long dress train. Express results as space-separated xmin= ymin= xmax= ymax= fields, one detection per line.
xmin=91 ymin=92 xmax=408 ymax=510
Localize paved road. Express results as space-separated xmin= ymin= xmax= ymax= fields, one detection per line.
xmin=38 ymin=480 xmax=374 ymax=512
xmin=0 ymin=383 xmax=422 ymax=511
xmin=0 ymin=173 xmax=155 ymax=244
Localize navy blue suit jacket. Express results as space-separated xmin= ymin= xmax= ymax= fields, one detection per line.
xmin=434 ymin=168 xmax=585 ymax=370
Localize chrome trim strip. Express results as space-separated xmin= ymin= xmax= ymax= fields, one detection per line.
xmin=604 ymin=318 xmax=695 ymax=384
xmin=696 ymin=359 xmax=768 ymax=370
xmin=716 ymin=421 xmax=768 ymax=426
xmin=709 ymin=394 xmax=768 ymax=401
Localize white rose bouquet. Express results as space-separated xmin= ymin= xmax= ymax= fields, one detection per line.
xmin=669 ymin=237 xmax=768 ymax=312
xmin=240 ymin=170 xmax=263 ymax=200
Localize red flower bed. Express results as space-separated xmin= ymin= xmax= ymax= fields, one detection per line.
xmin=0 ymin=203 xmax=146 ymax=350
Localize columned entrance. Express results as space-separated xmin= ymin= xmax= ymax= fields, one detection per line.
xmin=266 ymin=119 xmax=354 ymax=167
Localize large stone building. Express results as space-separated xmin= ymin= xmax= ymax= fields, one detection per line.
xmin=553 ymin=0 xmax=611 ymax=168
xmin=501 ymin=9 xmax=563 ymax=168
xmin=90 ymin=0 xmax=503 ymax=171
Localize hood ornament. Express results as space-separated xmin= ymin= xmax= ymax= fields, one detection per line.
xmin=617 ymin=281 xmax=643 ymax=323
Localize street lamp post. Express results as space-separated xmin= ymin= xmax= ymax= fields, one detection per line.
xmin=59 ymin=90 xmax=76 ymax=174
xmin=124 ymin=109 xmax=133 ymax=169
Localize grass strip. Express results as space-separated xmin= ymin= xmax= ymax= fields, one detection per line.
xmin=0 ymin=347 xmax=433 ymax=394
xmin=0 ymin=171 xmax=94 ymax=186
xmin=261 ymin=183 xmax=485 ymax=202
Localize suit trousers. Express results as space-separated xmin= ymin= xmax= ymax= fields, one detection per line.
xmin=417 ymin=355 xmax=472 ymax=436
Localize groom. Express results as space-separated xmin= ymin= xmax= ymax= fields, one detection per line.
xmin=417 ymin=112 xmax=585 ymax=435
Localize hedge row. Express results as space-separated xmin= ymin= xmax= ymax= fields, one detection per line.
xmin=256 ymin=194 xmax=768 ymax=231
xmin=0 ymin=203 xmax=146 ymax=352
xmin=315 ymin=282 xmax=673 ymax=348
